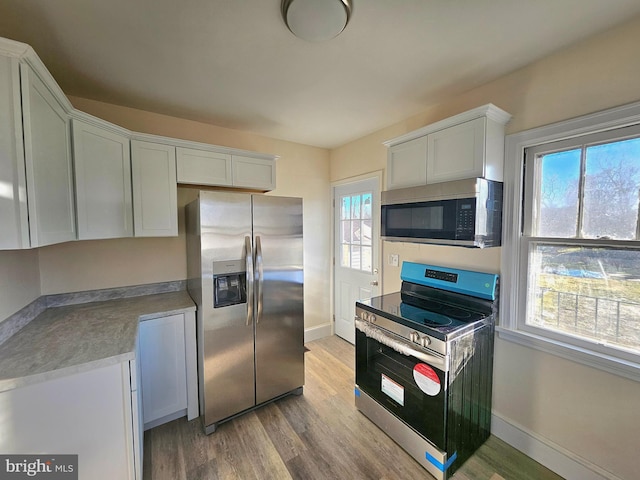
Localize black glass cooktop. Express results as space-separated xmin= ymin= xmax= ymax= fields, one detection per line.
xmin=359 ymin=291 xmax=489 ymax=338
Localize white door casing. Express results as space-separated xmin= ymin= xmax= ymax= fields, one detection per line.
xmin=333 ymin=175 xmax=381 ymax=344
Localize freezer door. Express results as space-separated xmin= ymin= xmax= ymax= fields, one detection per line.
xmin=253 ymin=195 xmax=305 ymax=404
xmin=199 ymin=191 xmax=255 ymax=427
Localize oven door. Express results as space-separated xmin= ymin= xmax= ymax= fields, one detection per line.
xmin=355 ymin=321 xmax=448 ymax=451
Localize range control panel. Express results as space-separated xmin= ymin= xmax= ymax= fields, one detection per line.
xmin=424 ymin=269 xmax=458 ymax=283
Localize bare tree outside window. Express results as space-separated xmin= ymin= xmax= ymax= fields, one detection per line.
xmin=525 ymin=135 xmax=640 ymax=353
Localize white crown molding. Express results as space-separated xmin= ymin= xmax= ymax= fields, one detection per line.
xmin=3 ymin=35 xmax=278 ymax=162
xmin=129 ymin=131 xmax=278 ymax=161
xmin=0 ymin=37 xmax=31 ymax=58
xmin=383 ymin=103 xmax=512 ymax=147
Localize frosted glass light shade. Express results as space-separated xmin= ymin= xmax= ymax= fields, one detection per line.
xmin=282 ymin=0 xmax=353 ymax=42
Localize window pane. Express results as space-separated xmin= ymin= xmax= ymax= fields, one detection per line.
xmin=361 ymin=246 xmax=372 ymax=272
xmin=361 ymin=219 xmax=372 ymax=245
xmin=527 ymin=244 xmax=640 ymax=352
xmin=341 ymin=196 xmax=351 ymax=220
xmin=351 ymin=220 xmax=361 ymax=243
xmin=537 ymin=149 xmax=581 ymax=237
xmin=351 ymin=245 xmax=361 ymax=270
xmin=340 ymin=244 xmax=350 ymax=267
xmin=583 ymin=138 xmax=640 ymax=240
xmin=351 ymin=195 xmax=361 ymax=219
xmin=362 ymin=193 xmax=372 ymax=219
xmin=341 ymin=220 xmax=351 ymax=243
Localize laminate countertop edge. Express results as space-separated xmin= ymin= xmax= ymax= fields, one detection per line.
xmin=0 ymin=290 xmax=196 ymax=393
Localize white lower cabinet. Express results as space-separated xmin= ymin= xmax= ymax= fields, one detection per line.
xmin=138 ymin=312 xmax=198 ymax=430
xmin=0 ymin=362 xmax=141 ymax=480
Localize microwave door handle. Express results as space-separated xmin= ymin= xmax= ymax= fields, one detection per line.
xmin=355 ymin=319 xmax=446 ymax=370
xmin=245 ymin=236 xmax=254 ymax=326
xmin=255 ymin=235 xmax=264 ymax=324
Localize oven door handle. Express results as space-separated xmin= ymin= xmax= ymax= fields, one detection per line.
xmin=355 ymin=319 xmax=447 ymax=370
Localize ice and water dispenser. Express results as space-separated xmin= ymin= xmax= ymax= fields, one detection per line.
xmin=212 ymin=260 xmax=247 ymax=308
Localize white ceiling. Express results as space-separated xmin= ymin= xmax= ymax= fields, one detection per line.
xmin=1 ymin=0 xmax=640 ymax=149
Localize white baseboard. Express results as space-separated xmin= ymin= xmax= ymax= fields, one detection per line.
xmin=491 ymin=412 xmax=621 ymax=480
xmin=304 ymin=322 xmax=332 ymax=343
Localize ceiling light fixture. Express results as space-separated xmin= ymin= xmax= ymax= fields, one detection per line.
xmin=281 ymin=0 xmax=353 ymax=42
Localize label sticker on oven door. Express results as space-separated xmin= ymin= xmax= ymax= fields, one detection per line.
xmin=413 ymin=363 xmax=441 ymax=396
xmin=381 ymin=374 xmax=404 ymax=406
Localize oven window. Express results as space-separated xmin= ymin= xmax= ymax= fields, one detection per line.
xmin=355 ymin=330 xmax=447 ymax=450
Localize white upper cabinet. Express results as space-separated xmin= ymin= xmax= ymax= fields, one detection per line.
xmin=384 ymin=104 xmax=511 ymax=190
xmin=0 ymin=56 xmax=29 ymax=249
xmin=21 ymin=63 xmax=76 ymax=247
xmin=232 ymin=155 xmax=276 ymax=190
xmin=387 ymin=136 xmax=428 ymax=190
xmin=72 ymin=118 xmax=132 ymax=240
xmin=427 ymin=117 xmax=486 ymax=183
xmin=131 ymin=140 xmax=178 ymax=237
xmin=0 ymin=36 xmax=278 ymax=249
xmin=176 ymin=147 xmax=232 ymax=186
xmin=176 ymin=146 xmax=276 ymax=191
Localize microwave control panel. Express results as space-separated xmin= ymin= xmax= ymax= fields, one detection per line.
xmin=455 ymin=200 xmax=475 ymax=238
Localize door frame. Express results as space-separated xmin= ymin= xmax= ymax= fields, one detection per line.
xmin=331 ymin=170 xmax=383 ymax=337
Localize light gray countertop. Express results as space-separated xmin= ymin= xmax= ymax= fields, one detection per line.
xmin=0 ymin=290 xmax=195 ymax=393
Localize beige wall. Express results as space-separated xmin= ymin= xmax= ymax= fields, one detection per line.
xmin=330 ymin=14 xmax=640 ymax=480
xmin=0 ymin=249 xmax=40 ymax=320
xmin=37 ymin=100 xmax=331 ymax=330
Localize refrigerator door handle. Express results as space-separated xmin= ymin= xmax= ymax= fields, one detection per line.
xmin=245 ymin=236 xmax=254 ymax=326
xmin=255 ymin=235 xmax=264 ymax=323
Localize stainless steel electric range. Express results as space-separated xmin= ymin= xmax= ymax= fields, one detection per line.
xmin=355 ymin=262 xmax=499 ymax=480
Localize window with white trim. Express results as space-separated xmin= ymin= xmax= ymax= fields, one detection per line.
xmin=502 ymin=104 xmax=640 ymax=378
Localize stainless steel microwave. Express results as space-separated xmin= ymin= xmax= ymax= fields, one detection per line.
xmin=381 ymin=178 xmax=503 ymax=248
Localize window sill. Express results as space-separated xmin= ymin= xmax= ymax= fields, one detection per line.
xmin=495 ymin=326 xmax=640 ymax=382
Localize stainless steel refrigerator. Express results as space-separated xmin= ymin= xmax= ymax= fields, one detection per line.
xmin=186 ymin=190 xmax=304 ymax=434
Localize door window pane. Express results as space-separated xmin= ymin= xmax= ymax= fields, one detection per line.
xmin=351 ymin=245 xmax=361 ymax=270
xmin=340 ymin=244 xmax=350 ymax=267
xmin=361 ymin=219 xmax=372 ymax=245
xmin=339 ymin=192 xmax=374 ymax=273
xmin=351 ymin=195 xmax=361 ymax=219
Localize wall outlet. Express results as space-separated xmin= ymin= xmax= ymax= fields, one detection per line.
xmin=388 ymin=254 xmax=399 ymax=267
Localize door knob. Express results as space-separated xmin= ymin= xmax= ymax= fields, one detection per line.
xmin=370 ymin=280 xmax=379 ymax=286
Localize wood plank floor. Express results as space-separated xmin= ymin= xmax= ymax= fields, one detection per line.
xmin=143 ymin=335 xmax=563 ymax=480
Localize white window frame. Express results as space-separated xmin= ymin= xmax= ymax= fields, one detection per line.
xmin=500 ymin=101 xmax=640 ymax=382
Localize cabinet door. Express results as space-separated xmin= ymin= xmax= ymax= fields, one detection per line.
xmin=176 ymin=147 xmax=232 ymax=186
xmin=139 ymin=314 xmax=188 ymax=429
xmin=387 ymin=136 xmax=428 ymax=190
xmin=0 ymin=363 xmax=137 ymax=480
xmin=20 ymin=64 xmax=76 ymax=247
xmin=72 ymin=119 xmax=132 ymax=239
xmin=232 ymin=155 xmax=276 ymax=190
xmin=426 ymin=117 xmax=486 ymax=183
xmin=131 ymin=141 xmax=177 ymax=237
xmin=0 ymin=56 xmax=29 ymax=249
